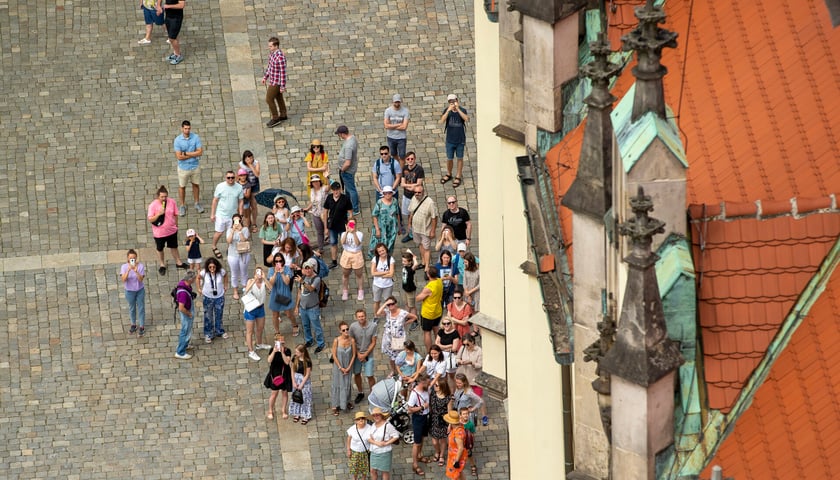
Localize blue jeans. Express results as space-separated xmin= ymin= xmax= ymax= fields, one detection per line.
xmin=176 ymin=309 xmax=194 ymax=356
xmin=299 ymin=306 xmax=325 ymax=348
xmin=125 ymin=288 xmax=146 ymax=327
xmin=340 ymin=171 xmax=360 ymax=213
xmin=203 ymin=296 xmax=226 ymax=337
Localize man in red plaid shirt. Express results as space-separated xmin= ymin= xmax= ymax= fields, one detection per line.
xmin=261 ymin=37 xmax=288 ymax=128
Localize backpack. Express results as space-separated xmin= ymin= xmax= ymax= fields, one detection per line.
xmin=170 ymin=285 xmax=196 ymax=323
xmin=375 ymin=157 xmax=396 ymax=182
xmin=318 ymin=280 xmax=330 ymax=308
xmin=315 ymin=255 xmax=329 ymax=279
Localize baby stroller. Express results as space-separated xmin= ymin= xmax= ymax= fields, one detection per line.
xmin=368 ymin=375 xmax=414 ymax=444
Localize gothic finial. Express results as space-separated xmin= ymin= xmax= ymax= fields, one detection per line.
xmin=618 ymin=186 xmax=665 ymax=257
xmin=621 ymin=0 xmax=678 ymax=121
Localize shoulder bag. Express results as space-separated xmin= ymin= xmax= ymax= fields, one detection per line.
xmin=389 ymin=314 xmax=406 ymax=351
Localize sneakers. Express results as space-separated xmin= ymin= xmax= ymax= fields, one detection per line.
xmin=158 ymin=266 xmax=167 ymax=276
xmin=342 ymin=290 xmax=349 ymax=301
xmin=398 ymin=226 xmax=406 ymax=236
xmin=256 ymin=344 xmax=271 ymax=350
xmin=267 ymin=117 xmax=283 ymax=128
xmin=205 ymin=336 xmax=212 ymax=344
xmin=354 ymin=392 xmax=365 ymax=404
xmin=409 ymin=321 xmax=419 ymax=332
xmin=402 ymin=233 xmax=413 ymax=243
xmin=195 ymin=203 xmax=205 ymax=214
xmin=482 ymin=416 xmax=489 ymax=426
xmin=220 ymin=332 xmax=229 ymax=339
xmin=138 ymin=327 xmax=145 ymax=337
xmin=248 ymin=351 xmax=261 ymax=361
xmin=314 ymin=345 xmax=325 ymax=354
xmin=304 ymin=341 xmax=314 ymax=349
xmin=176 ymin=263 xmax=189 ymax=269
xmin=137 ymin=38 xmax=151 ymax=45
xmin=357 ymin=290 xmax=364 ymax=301
xmin=129 ymin=325 xmax=137 ymax=334
xmin=175 ymin=353 xmax=193 ymax=360
xmin=170 ymin=55 xmax=184 ymax=65
xmin=329 ymin=260 xmax=338 ymax=270
xmin=353 ymin=210 xmax=361 ymax=216
xmin=178 ymin=205 xmax=186 ymax=217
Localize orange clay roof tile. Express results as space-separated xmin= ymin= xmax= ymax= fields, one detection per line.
xmin=702 ymin=267 xmax=840 ymax=479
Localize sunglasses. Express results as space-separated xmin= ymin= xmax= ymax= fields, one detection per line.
xmin=340 ymin=328 xmax=349 ymax=332
xmin=380 ymin=153 xmax=389 ymax=156
xmin=311 ymin=145 xmax=321 ymax=148
xmin=442 ymin=322 xmax=452 ymax=326
xmin=226 ymin=176 xmax=235 ymax=180
xmin=385 ymin=302 xmax=395 ymax=307
xmin=447 ymin=201 xmax=456 ymax=204
xmin=453 ymin=296 xmax=462 ymax=299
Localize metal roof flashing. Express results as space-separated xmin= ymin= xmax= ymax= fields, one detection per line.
xmin=612 ymin=84 xmax=687 ymax=173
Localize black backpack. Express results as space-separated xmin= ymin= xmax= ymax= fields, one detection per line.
xmin=318 ymin=281 xmax=330 ymax=308
xmin=170 ymin=285 xmax=196 ymax=323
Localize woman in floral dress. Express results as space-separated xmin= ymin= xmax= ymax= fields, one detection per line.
xmin=378 ymin=296 xmax=417 ymax=376
xmin=369 ymin=185 xmax=400 ymax=255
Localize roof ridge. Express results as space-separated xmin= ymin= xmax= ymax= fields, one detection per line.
xmin=688 ymin=195 xmax=838 ymax=221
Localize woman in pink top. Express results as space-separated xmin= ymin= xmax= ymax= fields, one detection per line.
xmin=147 ymin=185 xmax=188 ymax=275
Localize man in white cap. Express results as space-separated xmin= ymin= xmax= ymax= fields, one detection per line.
xmin=383 ymin=93 xmax=410 ymax=169
xmin=295 ymin=258 xmax=326 ymax=353
xmin=438 ymin=94 xmax=470 ymax=188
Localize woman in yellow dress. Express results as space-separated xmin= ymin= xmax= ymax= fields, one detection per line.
xmin=305 ymin=139 xmax=329 ymax=195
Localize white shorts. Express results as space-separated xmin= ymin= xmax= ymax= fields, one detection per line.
xmin=187 ymin=257 xmax=203 ymax=264
xmin=215 ymin=216 xmax=233 ymax=233
xmin=372 ymin=284 xmax=394 ymax=302
xmin=401 ymin=195 xmax=412 ymax=217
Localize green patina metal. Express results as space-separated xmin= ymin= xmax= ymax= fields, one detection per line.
xmin=669 ymin=235 xmax=840 ymax=477
xmin=611 ymin=83 xmax=687 ymax=173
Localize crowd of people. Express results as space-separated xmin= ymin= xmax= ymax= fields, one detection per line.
xmin=118 ymin=33 xmax=484 ymax=478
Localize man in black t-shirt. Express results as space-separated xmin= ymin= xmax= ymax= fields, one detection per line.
xmin=321 ymin=181 xmax=354 ymax=268
xmin=441 ymin=195 xmax=472 ymax=248
xmin=163 ymin=0 xmax=186 ymax=65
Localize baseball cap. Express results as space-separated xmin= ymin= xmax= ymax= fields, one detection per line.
xmin=447 ymin=94 xmax=458 ymax=101
xmin=330 ymin=181 xmax=342 ymax=190
xmin=392 ymin=94 xmax=402 ymax=102
xmin=457 ymin=242 xmax=467 ymax=252
xmin=310 ymin=174 xmax=322 ymax=183
xmin=303 ymin=258 xmax=318 ymax=270
xmin=237 ymin=168 xmax=248 ymax=176
xmin=334 ymin=125 xmax=349 ymax=134
xmin=290 ymin=205 xmax=302 ymax=214
xmin=186 ymin=229 xmax=196 ymax=237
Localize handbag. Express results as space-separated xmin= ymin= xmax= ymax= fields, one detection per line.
xmin=389 ymin=318 xmax=406 ymax=351
xmin=273 ymin=286 xmax=292 ymax=306
xmin=271 ymin=374 xmax=284 ymax=387
xmin=292 ymin=388 xmax=304 ymax=404
xmin=241 ymin=291 xmax=261 ymax=312
xmin=293 ymin=220 xmax=310 ymax=245
xmin=236 ymin=240 xmax=251 ymax=253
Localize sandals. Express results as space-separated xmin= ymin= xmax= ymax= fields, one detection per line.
xmin=413 ymin=465 xmax=425 ymax=476
xmin=293 ymin=416 xmax=300 ymax=423
xmin=250 ymin=225 xmax=258 ymax=233
xmin=292 ymin=326 xmax=300 ymax=337
xmin=437 ymin=456 xmax=444 ymax=466
xmin=333 ymin=407 xmax=340 ymax=416
xmin=300 ymin=418 xmax=310 ymax=425
xmin=440 ymin=174 xmax=452 ymax=184
xmin=212 ymin=247 xmax=223 ymax=259
xmin=471 ymin=465 xmax=477 ymax=476
xmin=419 ymin=456 xmax=433 ymax=463
xmin=282 ymin=413 xmax=289 ymax=419
xmin=267 ymin=411 xmax=274 ymax=420
xmin=453 ymin=177 xmax=462 ymax=188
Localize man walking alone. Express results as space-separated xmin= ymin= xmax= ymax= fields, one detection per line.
xmin=262 ymin=37 xmax=288 ymax=128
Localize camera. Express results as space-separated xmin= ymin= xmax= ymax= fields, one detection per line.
xmin=129 ymin=258 xmax=136 ymax=266
xmin=212 ymin=290 xmax=218 ymax=296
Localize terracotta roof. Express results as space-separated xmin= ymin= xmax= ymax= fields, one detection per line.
xmin=700 ymin=260 xmax=840 ymax=479
xmin=546 ymin=126 xmax=580 ymax=274
xmin=691 ymin=211 xmax=840 ymax=412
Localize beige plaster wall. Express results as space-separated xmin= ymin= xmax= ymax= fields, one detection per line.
xmin=474 ymin=1 xmax=567 ymax=476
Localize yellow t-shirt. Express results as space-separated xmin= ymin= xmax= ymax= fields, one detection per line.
xmin=421 ymin=278 xmax=443 ymax=319
xmin=305 ymin=152 xmax=329 ymax=194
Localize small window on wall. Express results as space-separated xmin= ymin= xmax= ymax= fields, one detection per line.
xmin=827 ymin=0 xmax=840 ymax=27
xmin=485 ymin=0 xmax=499 ymax=22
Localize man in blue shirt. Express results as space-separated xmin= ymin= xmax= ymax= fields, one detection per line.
xmin=173 ymin=120 xmax=205 ymax=216
xmin=438 ymin=94 xmax=470 ymax=188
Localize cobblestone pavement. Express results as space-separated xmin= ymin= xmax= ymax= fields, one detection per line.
xmin=0 ymin=0 xmax=509 ymax=478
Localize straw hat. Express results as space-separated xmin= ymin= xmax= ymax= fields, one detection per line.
xmin=370 ymin=407 xmax=389 ymax=418
xmin=354 ymin=411 xmax=369 ymax=421
xmin=311 ymin=139 xmax=322 ymax=146
xmin=443 ymin=410 xmax=461 ymax=425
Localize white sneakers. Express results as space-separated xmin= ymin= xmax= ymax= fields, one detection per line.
xmin=256 ymin=344 xmax=271 ymax=350
xmin=248 ymin=351 xmax=261 ymax=361
xmin=175 ymin=353 xmax=193 ymax=360
xmin=138 ymin=38 xmax=151 ymax=45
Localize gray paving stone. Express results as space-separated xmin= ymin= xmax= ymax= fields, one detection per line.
xmin=0 ymin=0 xmax=500 ymax=478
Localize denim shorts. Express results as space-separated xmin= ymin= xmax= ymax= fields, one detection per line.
xmin=352 ymin=356 xmax=375 ymax=377
xmin=244 ymin=305 xmax=265 ymax=321
xmin=387 ymin=138 xmax=406 ymax=159
xmin=142 ymin=6 xmax=164 ymax=25
xmin=445 ymin=142 xmax=465 ymax=160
